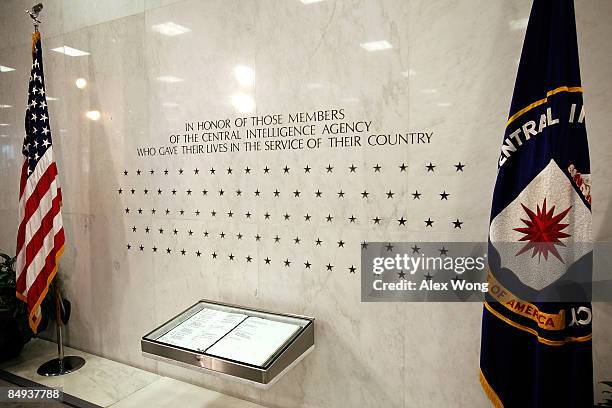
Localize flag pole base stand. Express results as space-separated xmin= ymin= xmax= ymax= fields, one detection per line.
xmin=37 ymin=356 xmax=85 ymax=376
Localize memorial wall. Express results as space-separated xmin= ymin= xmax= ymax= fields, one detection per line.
xmin=0 ymin=0 xmax=611 ymax=407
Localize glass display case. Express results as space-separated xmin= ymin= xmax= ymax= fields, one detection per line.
xmin=141 ymin=300 xmax=315 ymax=387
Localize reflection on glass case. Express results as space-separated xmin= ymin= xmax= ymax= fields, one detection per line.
xmin=141 ymin=300 xmax=315 ymax=387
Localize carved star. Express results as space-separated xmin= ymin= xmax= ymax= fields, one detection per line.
xmin=453 ymin=219 xmax=463 ymax=229
xmin=399 ymin=163 xmax=408 ymax=172
xmin=304 ymin=165 xmax=311 ymax=173
xmin=385 ymin=243 xmax=394 ymax=252
xmin=326 ymin=164 xmax=333 ymax=173
xmin=326 ymin=214 xmax=333 ymax=222
xmin=304 ymin=261 xmax=312 ymax=269
xmin=426 ymin=162 xmax=436 ymax=172
xmin=337 ymin=240 xmax=345 ymax=248
xmin=440 ymin=191 xmax=449 ymax=200
xmin=304 ymin=214 xmax=311 ymax=221
xmin=425 ymin=218 xmax=434 ymax=227
xmin=315 ymin=190 xmax=322 ymax=198
xmin=412 ymin=191 xmax=421 ymax=199
xmin=349 ymin=265 xmax=357 ymax=274
xmin=439 ymin=246 xmax=448 ymax=256
xmin=349 ymin=215 xmax=357 ymax=223
xmin=349 ymin=164 xmax=357 ymax=172
xmin=412 ymin=245 xmax=420 ymax=253
xmin=283 ymin=165 xmax=290 ymax=173
xmin=386 ymin=190 xmax=395 ymax=199
xmin=326 ymin=263 xmax=334 ymax=271
xmin=284 ymin=259 xmax=291 ymax=267
xmin=455 ymin=162 xmax=466 ymax=172
xmin=373 ymin=216 xmax=381 ymax=225
xmin=264 ymin=257 xmax=271 ymax=264
xmin=361 ymin=190 xmax=370 ymax=199
xmin=398 ymin=217 xmax=407 ymax=226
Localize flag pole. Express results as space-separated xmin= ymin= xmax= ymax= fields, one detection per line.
xmin=37 ymin=282 xmax=85 ymax=376
xmin=22 ymin=3 xmax=85 ymax=376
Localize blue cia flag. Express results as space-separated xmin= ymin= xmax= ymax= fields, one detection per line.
xmin=480 ymin=0 xmax=593 ymax=407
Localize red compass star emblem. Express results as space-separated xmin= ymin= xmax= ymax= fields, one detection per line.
xmin=513 ymin=198 xmax=572 ymax=262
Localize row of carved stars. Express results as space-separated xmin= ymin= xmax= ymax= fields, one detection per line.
xmin=125 ymin=244 xmax=358 ymax=273
xmin=118 ymin=187 xmax=451 ymax=200
xmin=121 ymin=162 xmax=466 ymax=176
xmin=124 ymin=213 xmax=464 ymax=228
xmin=125 ymin=233 xmax=457 ymax=254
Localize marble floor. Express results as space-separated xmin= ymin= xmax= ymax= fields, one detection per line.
xmin=0 ymin=339 xmax=265 ymax=408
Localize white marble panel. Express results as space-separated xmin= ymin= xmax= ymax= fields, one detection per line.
xmin=0 ymin=0 xmax=611 ymax=407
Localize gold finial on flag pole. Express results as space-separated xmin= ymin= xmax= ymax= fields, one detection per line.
xmin=26 ymin=3 xmax=43 ymax=32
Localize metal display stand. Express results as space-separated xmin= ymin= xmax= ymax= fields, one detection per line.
xmin=142 ymin=300 xmax=315 ymax=387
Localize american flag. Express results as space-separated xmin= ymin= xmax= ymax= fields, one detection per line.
xmin=15 ymin=31 xmax=64 ymax=333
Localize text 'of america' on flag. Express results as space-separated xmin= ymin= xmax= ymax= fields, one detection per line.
xmin=480 ymin=0 xmax=594 ymax=407
xmin=15 ymin=31 xmax=65 ymax=333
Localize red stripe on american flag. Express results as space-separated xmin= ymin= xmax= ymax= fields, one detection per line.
xmin=16 ymin=191 xmax=62 ymax=292
xmin=15 ymin=162 xmax=58 ymax=256
xmin=25 ymin=228 xmax=65 ymax=331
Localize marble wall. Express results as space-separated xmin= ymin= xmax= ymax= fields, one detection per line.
xmin=0 ymin=0 xmax=611 ymax=407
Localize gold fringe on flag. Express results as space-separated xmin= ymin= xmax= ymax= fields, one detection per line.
xmin=479 ymin=369 xmax=504 ymax=408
